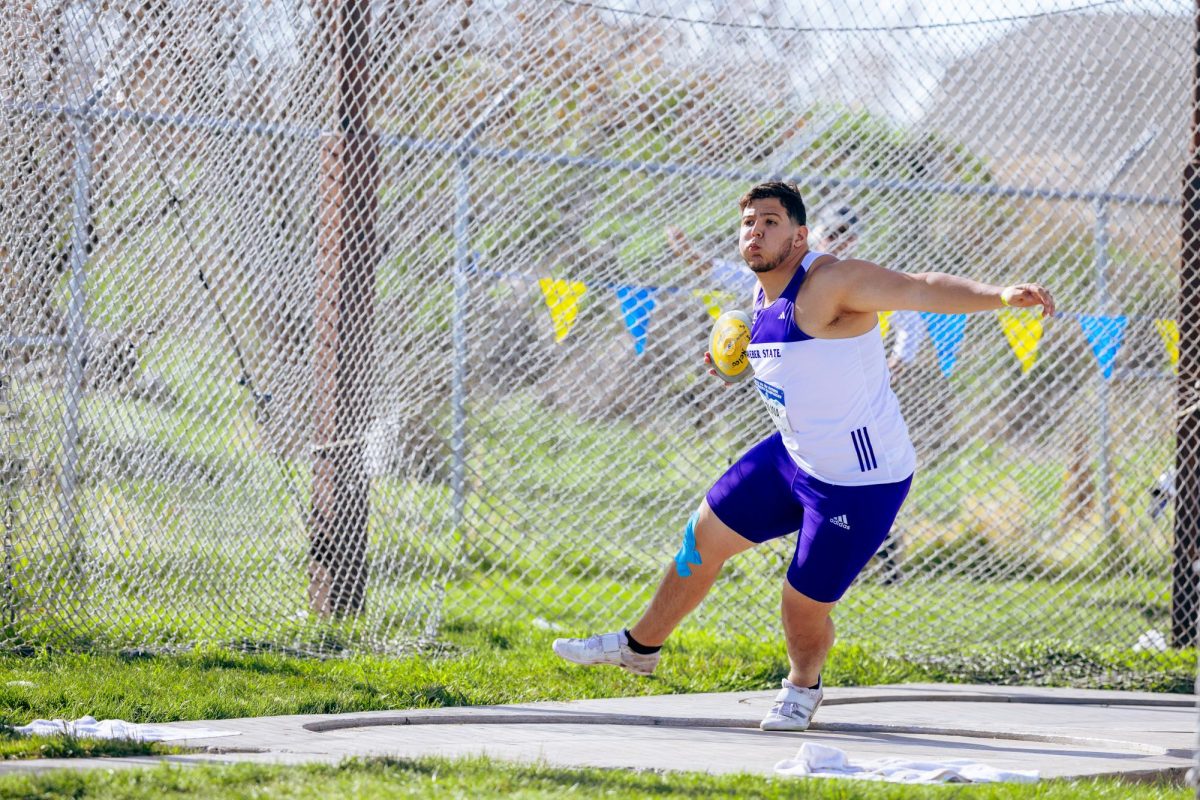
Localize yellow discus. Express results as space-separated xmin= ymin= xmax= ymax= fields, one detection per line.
xmin=708 ymin=310 xmax=753 ymax=383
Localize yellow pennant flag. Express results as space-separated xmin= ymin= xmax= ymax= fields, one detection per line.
xmin=693 ymin=289 xmax=735 ymax=321
xmin=878 ymin=311 xmax=893 ymax=341
xmin=538 ymin=277 xmax=587 ymax=343
xmin=1155 ymin=318 xmax=1179 ymax=369
xmin=998 ymin=309 xmax=1043 ymax=373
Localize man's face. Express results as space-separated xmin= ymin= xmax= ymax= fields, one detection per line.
xmin=739 ymin=198 xmax=805 ymax=273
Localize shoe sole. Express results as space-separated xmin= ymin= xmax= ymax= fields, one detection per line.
xmin=759 ymin=719 xmax=812 ymax=731
xmin=760 ymin=700 xmax=822 ymax=731
xmin=619 ymin=663 xmax=656 ymax=677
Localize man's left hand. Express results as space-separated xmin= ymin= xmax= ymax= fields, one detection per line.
xmin=1001 ymin=284 xmax=1056 ymax=318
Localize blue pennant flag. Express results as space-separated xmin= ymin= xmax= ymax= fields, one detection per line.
xmin=1078 ymin=314 xmax=1128 ymax=380
xmin=614 ymin=286 xmax=657 ymax=356
xmin=919 ymin=312 xmax=968 ymax=377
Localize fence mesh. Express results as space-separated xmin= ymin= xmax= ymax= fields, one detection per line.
xmin=0 ymin=0 xmax=1194 ymax=681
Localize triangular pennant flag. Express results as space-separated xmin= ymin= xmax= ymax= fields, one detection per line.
xmin=878 ymin=311 xmax=893 ymax=341
xmin=538 ymin=277 xmax=587 ymax=343
xmin=918 ymin=312 xmax=968 ymax=376
xmin=997 ymin=309 xmax=1044 ymax=374
xmin=614 ymin=286 xmax=657 ymax=356
xmin=1078 ymin=314 xmax=1128 ymax=380
xmin=1155 ymin=318 xmax=1179 ymax=370
xmin=693 ymin=288 xmax=735 ymax=321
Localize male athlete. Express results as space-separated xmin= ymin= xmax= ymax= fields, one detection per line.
xmin=553 ymin=181 xmax=1054 ymax=731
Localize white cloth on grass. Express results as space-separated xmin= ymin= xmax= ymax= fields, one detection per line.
xmin=15 ymin=716 xmax=240 ymax=741
xmin=775 ymin=742 xmax=1038 ymax=784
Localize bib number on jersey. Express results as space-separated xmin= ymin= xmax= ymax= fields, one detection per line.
xmin=754 ymin=378 xmax=790 ymax=435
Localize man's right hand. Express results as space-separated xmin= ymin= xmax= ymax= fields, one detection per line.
xmin=703 ymin=351 xmax=732 ymax=388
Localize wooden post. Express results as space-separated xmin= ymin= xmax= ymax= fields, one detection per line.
xmin=1171 ymin=0 xmax=1200 ymax=647
xmin=309 ymin=0 xmax=379 ymax=617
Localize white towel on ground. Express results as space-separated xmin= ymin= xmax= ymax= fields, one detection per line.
xmin=775 ymin=742 xmax=1039 ymax=784
xmin=14 ymin=716 xmax=240 ymax=742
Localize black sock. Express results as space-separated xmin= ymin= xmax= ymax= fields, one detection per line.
xmin=809 ymin=675 xmax=822 ymax=690
xmin=623 ymin=629 xmax=661 ymax=655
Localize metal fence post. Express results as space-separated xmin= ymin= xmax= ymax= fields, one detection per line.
xmin=1093 ymin=196 xmax=1115 ymax=544
xmin=1174 ymin=2 xmax=1200 ymax=650
xmin=450 ymin=80 xmax=525 ymax=535
xmin=59 ymin=114 xmax=91 ymax=583
xmin=450 ymin=154 xmax=470 ymax=534
xmin=1094 ymin=130 xmax=1156 ymax=548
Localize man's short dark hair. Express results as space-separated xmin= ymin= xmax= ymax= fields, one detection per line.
xmin=739 ymin=181 xmax=807 ymax=226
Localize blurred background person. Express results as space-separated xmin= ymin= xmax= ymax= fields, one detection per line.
xmin=665 ymin=224 xmax=758 ymax=303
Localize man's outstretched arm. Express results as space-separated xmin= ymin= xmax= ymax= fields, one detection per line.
xmin=831 ymin=259 xmax=1056 ymax=318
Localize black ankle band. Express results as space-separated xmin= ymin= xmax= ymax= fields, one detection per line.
xmin=623 ymin=629 xmax=661 ymax=655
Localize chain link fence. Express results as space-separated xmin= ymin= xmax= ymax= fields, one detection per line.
xmin=0 ymin=1 xmax=1194 ymax=683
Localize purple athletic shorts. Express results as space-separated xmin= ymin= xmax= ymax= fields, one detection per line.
xmin=705 ymin=433 xmax=912 ymax=603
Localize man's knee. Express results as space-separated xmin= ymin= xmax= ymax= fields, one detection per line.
xmin=673 ymin=511 xmax=704 ymax=577
xmin=781 ymin=581 xmax=837 ymax=619
xmin=673 ymin=501 xmax=752 ymax=577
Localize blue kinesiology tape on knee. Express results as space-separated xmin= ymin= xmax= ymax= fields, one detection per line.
xmin=674 ymin=511 xmax=703 ymax=577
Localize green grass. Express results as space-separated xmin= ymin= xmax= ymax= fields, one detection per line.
xmin=0 ymin=623 xmax=1187 ymax=730
xmin=0 ymin=730 xmax=175 ymax=760
xmin=0 ymin=630 xmax=827 ymax=726
xmin=0 ymin=623 xmax=1187 ymax=794
xmin=0 ymin=562 xmax=1186 ymax=690
xmin=0 ymin=756 xmax=1188 ymax=799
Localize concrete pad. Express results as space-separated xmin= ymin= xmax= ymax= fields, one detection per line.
xmin=1 ymin=684 xmax=1193 ymax=782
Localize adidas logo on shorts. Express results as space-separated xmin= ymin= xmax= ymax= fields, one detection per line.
xmin=830 ymin=514 xmax=850 ymax=530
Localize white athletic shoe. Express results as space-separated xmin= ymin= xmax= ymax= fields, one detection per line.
xmin=760 ymin=678 xmax=823 ymax=731
xmin=551 ymin=631 xmax=660 ymax=676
